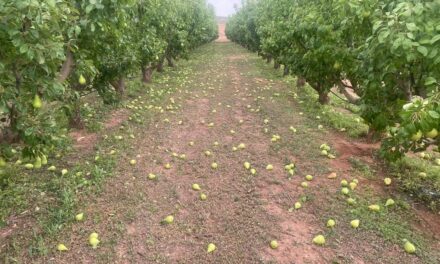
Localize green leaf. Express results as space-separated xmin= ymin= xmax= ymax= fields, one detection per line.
xmin=431 ymin=35 xmax=440 ymax=44
xmin=378 ymin=30 xmax=390 ymax=43
xmin=406 ymin=23 xmax=418 ymax=31
xmin=417 ymin=46 xmax=428 ymax=57
xmin=428 ymin=111 xmax=440 ymax=119
xmin=424 ymin=77 xmax=437 ymax=86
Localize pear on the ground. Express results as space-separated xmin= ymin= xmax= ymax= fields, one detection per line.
xmin=192 ymin=183 xmax=201 ymax=191
xmin=312 ymin=235 xmax=325 ymax=246
xmin=368 ymin=204 xmax=380 ymax=212
xmin=57 ymin=244 xmax=68 ymax=251
xmin=404 ymin=240 xmax=416 ymax=254
xmin=163 ymin=215 xmax=174 ymax=224
xmin=207 ymin=243 xmax=216 ymax=253
xmin=270 ymin=240 xmax=278 ymax=249
xmin=351 ymin=219 xmax=360 ymax=228
xmin=327 ymin=219 xmax=336 ymax=228
xmin=75 ymin=213 xmax=84 ymax=221
xmin=385 ymin=198 xmax=395 ymax=206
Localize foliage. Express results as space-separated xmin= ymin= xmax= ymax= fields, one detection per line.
xmin=226 ymin=0 xmax=440 ymax=159
xmin=0 ymin=0 xmax=217 ymax=160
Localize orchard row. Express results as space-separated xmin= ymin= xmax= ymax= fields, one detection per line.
xmin=225 ymin=0 xmax=439 ymax=159
xmin=0 ymin=0 xmax=217 ymax=161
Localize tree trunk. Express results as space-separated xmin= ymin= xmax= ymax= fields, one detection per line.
xmin=296 ymin=77 xmax=306 ymax=88
xmin=283 ymin=66 xmax=290 ymax=76
xmin=69 ymin=101 xmax=84 ymax=129
xmin=142 ymin=66 xmax=153 ymax=83
xmin=274 ymin=61 xmax=280 ymax=69
xmin=338 ymin=83 xmax=361 ymax=104
xmin=110 ymin=77 xmax=125 ymax=96
xmin=58 ymin=48 xmax=74 ymax=82
xmin=156 ymin=58 xmax=164 ymax=72
xmin=166 ymin=56 xmax=175 ymax=67
xmin=266 ymin=55 xmax=272 ymax=64
xmin=318 ymin=91 xmax=330 ymax=104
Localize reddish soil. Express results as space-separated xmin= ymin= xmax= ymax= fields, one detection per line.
xmin=216 ymin=23 xmax=229 ymax=43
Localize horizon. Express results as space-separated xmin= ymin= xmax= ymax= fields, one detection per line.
xmin=207 ymin=0 xmax=241 ymax=17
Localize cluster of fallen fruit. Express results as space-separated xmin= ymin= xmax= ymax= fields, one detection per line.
xmin=54 ymin=97 xmax=418 ymax=258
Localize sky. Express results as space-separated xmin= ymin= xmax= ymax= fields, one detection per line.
xmin=207 ymin=0 xmax=241 ymax=17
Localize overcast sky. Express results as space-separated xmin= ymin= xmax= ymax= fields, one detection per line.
xmin=207 ymin=0 xmax=241 ymax=17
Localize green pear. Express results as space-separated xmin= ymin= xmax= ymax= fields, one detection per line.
xmin=32 ymin=94 xmax=42 ymax=109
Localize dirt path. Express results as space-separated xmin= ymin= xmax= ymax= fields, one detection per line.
xmin=17 ymin=43 xmax=440 ymax=264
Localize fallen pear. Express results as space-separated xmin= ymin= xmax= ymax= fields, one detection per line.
xmin=270 ymin=240 xmax=278 ymax=249
xmin=211 ymin=162 xmax=218 ymax=169
xmin=385 ymin=198 xmax=395 ymax=206
xmin=426 ymin=128 xmax=438 ymax=139
xmin=57 ymin=243 xmax=68 ymax=251
xmin=349 ymin=182 xmax=357 ymax=190
xmin=89 ymin=237 xmax=100 ymax=249
xmin=250 ymin=168 xmax=257 ymax=175
xmin=238 ymin=143 xmax=246 ymax=149
xmin=75 ymin=213 xmax=84 ymax=221
xmin=351 ymin=219 xmax=360 ymax=228
xmin=301 ymin=182 xmax=309 ymax=188
xmin=327 ymin=219 xmax=336 ymax=228
xmin=305 ymin=175 xmax=313 ymax=181
xmin=347 ymin=198 xmax=356 ymax=205
xmin=129 ymin=159 xmax=137 ymax=165
xmin=384 ymin=178 xmax=392 ymax=185
xmin=192 ymin=184 xmax=201 ymax=191
xmin=411 ymin=131 xmax=422 ymax=141
xmin=61 ymin=169 xmax=68 ymax=175
xmin=294 ymin=202 xmax=302 ymax=209
xmin=41 ymin=155 xmax=48 ymax=165
xmin=148 ymin=173 xmax=157 ymax=180
xmin=327 ymin=172 xmax=337 ymax=179
xmin=368 ymin=204 xmax=380 ymax=212
xmin=312 ymin=235 xmax=325 ymax=246
xmin=165 ymin=163 xmax=171 ymax=169
xmin=341 ymin=187 xmax=350 ymax=195
xmin=0 ymin=158 xmax=6 ymax=167
xmin=340 ymin=180 xmax=348 ymax=187
xmin=88 ymin=232 xmax=100 ymax=249
xmin=244 ymin=162 xmax=251 ymax=170
xmin=404 ymin=240 xmax=416 ymax=254
xmin=163 ymin=215 xmax=174 ymax=224
xmin=207 ymin=243 xmax=216 ymax=253
xmin=200 ymin=193 xmax=207 ymax=201
xmin=266 ymin=164 xmax=273 ymax=170
xmin=24 ymin=163 xmax=34 ymax=170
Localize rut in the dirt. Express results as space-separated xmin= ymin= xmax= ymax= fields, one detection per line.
xmin=21 ymin=43 xmax=440 ymax=264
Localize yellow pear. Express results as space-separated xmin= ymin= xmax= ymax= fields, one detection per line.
xmin=312 ymin=235 xmax=325 ymax=245
xmin=207 ymin=243 xmax=216 ymax=253
xmin=270 ymin=240 xmax=278 ymax=249
xmin=57 ymin=243 xmax=68 ymax=251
